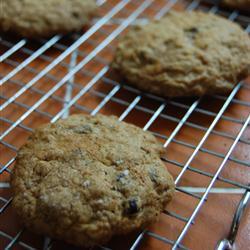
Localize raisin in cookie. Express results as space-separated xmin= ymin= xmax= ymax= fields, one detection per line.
xmin=112 ymin=11 xmax=250 ymax=97
xmin=11 ymin=114 xmax=174 ymax=247
xmin=0 ymin=0 xmax=96 ymax=38
xmin=222 ymin=0 xmax=250 ymax=11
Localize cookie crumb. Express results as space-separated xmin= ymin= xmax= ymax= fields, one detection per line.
xmin=116 ymin=170 xmax=129 ymax=182
xmin=83 ymin=180 xmax=90 ymax=187
xmin=73 ymin=125 xmax=93 ymax=134
xmin=96 ymin=199 xmax=104 ymax=204
xmin=115 ymin=159 xmax=124 ymax=165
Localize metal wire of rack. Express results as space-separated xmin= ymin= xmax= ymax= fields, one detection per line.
xmin=0 ymin=0 xmax=250 ymax=249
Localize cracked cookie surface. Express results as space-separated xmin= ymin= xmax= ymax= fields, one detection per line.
xmin=11 ymin=114 xmax=174 ymax=247
xmin=112 ymin=11 xmax=250 ymax=97
xmin=0 ymin=0 xmax=96 ymax=38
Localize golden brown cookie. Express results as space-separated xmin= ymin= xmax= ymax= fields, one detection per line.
xmin=11 ymin=114 xmax=175 ymax=247
xmin=0 ymin=0 xmax=96 ymax=38
xmin=112 ymin=11 xmax=250 ymax=97
xmin=222 ymin=0 xmax=250 ymax=11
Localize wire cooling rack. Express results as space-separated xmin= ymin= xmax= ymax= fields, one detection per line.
xmin=0 ymin=0 xmax=250 ymax=249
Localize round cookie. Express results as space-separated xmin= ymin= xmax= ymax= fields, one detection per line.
xmin=112 ymin=11 xmax=250 ymax=97
xmin=11 ymin=114 xmax=175 ymax=247
xmin=0 ymin=0 xmax=96 ymax=38
xmin=222 ymin=0 xmax=250 ymax=11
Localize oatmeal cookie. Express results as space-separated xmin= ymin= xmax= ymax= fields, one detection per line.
xmin=112 ymin=11 xmax=250 ymax=97
xmin=0 ymin=0 xmax=97 ymax=38
xmin=11 ymin=114 xmax=175 ymax=247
